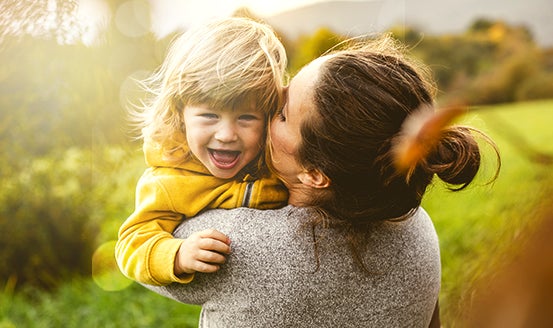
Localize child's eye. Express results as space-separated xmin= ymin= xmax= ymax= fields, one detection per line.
xmin=239 ymin=114 xmax=260 ymax=121
xmin=200 ymin=113 xmax=218 ymax=119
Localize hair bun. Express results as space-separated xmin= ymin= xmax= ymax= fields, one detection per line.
xmin=392 ymin=105 xmax=467 ymax=176
xmin=427 ymin=127 xmax=481 ymax=190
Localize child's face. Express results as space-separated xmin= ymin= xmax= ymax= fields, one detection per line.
xmin=183 ymin=103 xmax=265 ymax=179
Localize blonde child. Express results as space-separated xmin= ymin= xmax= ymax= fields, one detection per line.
xmin=115 ymin=17 xmax=288 ymax=286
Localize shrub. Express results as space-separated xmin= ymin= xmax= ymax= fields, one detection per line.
xmin=466 ymin=52 xmax=541 ymax=105
xmin=515 ymin=72 xmax=553 ymax=101
xmin=0 ymin=146 xmax=144 ymax=291
xmin=0 ymin=148 xmax=97 ymax=290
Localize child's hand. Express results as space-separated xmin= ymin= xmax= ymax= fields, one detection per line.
xmin=174 ymin=229 xmax=231 ymax=276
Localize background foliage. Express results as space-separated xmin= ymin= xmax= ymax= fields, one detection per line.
xmin=0 ymin=1 xmax=552 ymax=327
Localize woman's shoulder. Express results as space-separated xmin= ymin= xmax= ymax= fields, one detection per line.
xmin=372 ymin=207 xmax=439 ymax=254
xmin=173 ymin=205 xmax=304 ymax=238
xmin=370 ymin=207 xmax=441 ymax=287
xmin=390 ymin=207 xmax=436 ymax=237
xmin=402 ymin=207 xmax=438 ymax=247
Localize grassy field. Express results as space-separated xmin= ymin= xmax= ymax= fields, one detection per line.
xmin=423 ymin=99 xmax=553 ymax=325
xmin=1 ymin=99 xmax=552 ymax=327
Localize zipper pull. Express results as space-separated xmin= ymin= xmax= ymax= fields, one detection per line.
xmin=241 ymin=181 xmax=254 ymax=207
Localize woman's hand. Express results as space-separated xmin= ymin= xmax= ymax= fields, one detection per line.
xmin=174 ymin=229 xmax=232 ymax=276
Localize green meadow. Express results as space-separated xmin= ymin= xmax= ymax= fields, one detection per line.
xmin=424 ymin=99 xmax=553 ymax=324
xmin=1 ymin=99 xmax=552 ymax=327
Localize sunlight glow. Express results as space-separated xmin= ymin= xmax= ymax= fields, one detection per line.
xmin=92 ymin=241 xmax=133 ymax=291
xmin=149 ymin=0 xmax=328 ymax=38
xmin=78 ymin=0 xmax=109 ymax=45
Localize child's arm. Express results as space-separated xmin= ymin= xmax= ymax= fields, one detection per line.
xmin=116 ymin=166 xmax=286 ymax=285
xmin=115 ymin=170 xmax=189 ymax=286
xmin=115 ymin=167 xmax=236 ymax=286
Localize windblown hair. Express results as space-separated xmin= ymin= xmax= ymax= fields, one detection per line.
xmin=132 ymin=17 xmax=287 ymax=163
xmin=297 ymin=35 xmax=500 ymax=227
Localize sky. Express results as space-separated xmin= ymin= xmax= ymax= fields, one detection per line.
xmin=149 ymin=0 xmax=327 ymax=37
xmin=150 ymin=0 xmax=322 ymax=18
xmin=77 ymin=0 xmax=553 ymax=46
xmin=78 ymin=0 xmax=327 ymax=40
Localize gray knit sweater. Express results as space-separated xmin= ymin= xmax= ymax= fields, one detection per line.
xmin=145 ymin=205 xmax=441 ymax=327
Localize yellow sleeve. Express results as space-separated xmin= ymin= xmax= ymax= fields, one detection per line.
xmin=115 ymin=168 xmax=194 ymax=286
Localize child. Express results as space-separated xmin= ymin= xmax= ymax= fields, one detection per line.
xmin=115 ymin=17 xmax=288 ymax=286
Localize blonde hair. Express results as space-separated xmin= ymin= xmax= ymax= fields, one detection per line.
xmin=133 ymin=17 xmax=287 ymax=161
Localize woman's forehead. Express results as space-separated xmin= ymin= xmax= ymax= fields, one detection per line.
xmin=293 ymin=55 xmax=330 ymax=82
xmin=289 ymin=56 xmax=328 ymax=95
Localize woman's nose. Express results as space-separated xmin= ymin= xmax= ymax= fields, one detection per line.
xmin=214 ymin=122 xmax=238 ymax=143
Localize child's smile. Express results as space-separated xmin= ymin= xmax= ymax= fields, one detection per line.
xmin=209 ymin=149 xmax=241 ymax=170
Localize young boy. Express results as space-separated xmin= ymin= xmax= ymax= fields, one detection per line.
xmin=115 ymin=17 xmax=288 ymax=286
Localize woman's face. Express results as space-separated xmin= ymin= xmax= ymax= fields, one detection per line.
xmin=269 ymin=56 xmax=327 ymax=186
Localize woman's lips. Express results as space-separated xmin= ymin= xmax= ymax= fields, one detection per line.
xmin=209 ymin=149 xmax=241 ymax=169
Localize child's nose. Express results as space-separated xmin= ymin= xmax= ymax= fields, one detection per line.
xmin=214 ymin=122 xmax=238 ymax=143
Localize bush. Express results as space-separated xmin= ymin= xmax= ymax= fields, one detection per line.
xmin=0 ymin=146 xmax=144 ymax=291
xmin=465 ymin=52 xmax=541 ymax=105
xmin=515 ymin=72 xmax=553 ymax=101
xmin=0 ymin=149 xmax=98 ymax=290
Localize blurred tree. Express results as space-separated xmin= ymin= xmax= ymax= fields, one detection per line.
xmin=0 ymin=148 xmax=98 ymax=291
xmin=461 ymin=19 xmax=549 ymax=104
xmin=467 ymin=18 xmax=534 ymax=52
xmin=0 ymin=0 xmax=83 ymax=45
xmin=390 ymin=18 xmax=553 ymax=105
xmin=468 ymin=18 xmax=495 ymax=33
xmin=0 ymin=1 xmax=163 ymax=165
xmin=0 ymin=146 xmax=144 ymax=291
xmin=288 ymin=27 xmax=346 ymax=76
xmin=388 ymin=25 xmax=425 ymax=47
xmin=0 ymin=1 xmax=163 ymax=291
xmin=468 ymin=51 xmax=542 ymax=104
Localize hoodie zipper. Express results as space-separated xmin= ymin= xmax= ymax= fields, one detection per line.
xmin=241 ymin=181 xmax=254 ymax=207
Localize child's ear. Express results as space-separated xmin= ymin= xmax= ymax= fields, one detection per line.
xmin=298 ymin=169 xmax=330 ymax=189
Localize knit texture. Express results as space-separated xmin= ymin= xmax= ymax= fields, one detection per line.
xmin=145 ymin=205 xmax=441 ymax=327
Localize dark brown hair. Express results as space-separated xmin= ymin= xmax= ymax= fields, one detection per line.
xmin=297 ymin=36 xmax=500 ymax=229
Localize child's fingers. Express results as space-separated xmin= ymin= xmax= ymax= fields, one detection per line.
xmin=176 ymin=242 xmax=227 ymax=274
xmin=197 ymin=229 xmax=231 ymax=245
xmin=187 ymin=250 xmax=227 ymax=273
xmin=198 ymin=237 xmax=231 ymax=254
xmin=195 ymin=229 xmax=231 ymax=254
xmin=196 ymin=249 xmax=227 ymax=265
xmin=188 ymin=260 xmax=221 ymax=274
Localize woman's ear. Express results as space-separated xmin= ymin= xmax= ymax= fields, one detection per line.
xmin=298 ymin=169 xmax=330 ymax=189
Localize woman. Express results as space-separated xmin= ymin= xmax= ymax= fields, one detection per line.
xmin=145 ymin=35 xmax=499 ymax=327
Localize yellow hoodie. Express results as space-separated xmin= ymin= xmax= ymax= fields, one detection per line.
xmin=115 ymin=140 xmax=288 ymax=286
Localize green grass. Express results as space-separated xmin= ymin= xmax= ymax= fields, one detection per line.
xmin=0 ymin=280 xmax=201 ymax=328
xmin=422 ymin=99 xmax=553 ymax=325
xmin=1 ymin=99 xmax=552 ymax=327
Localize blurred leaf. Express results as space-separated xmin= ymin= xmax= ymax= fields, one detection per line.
xmin=0 ymin=0 xmax=83 ymax=45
